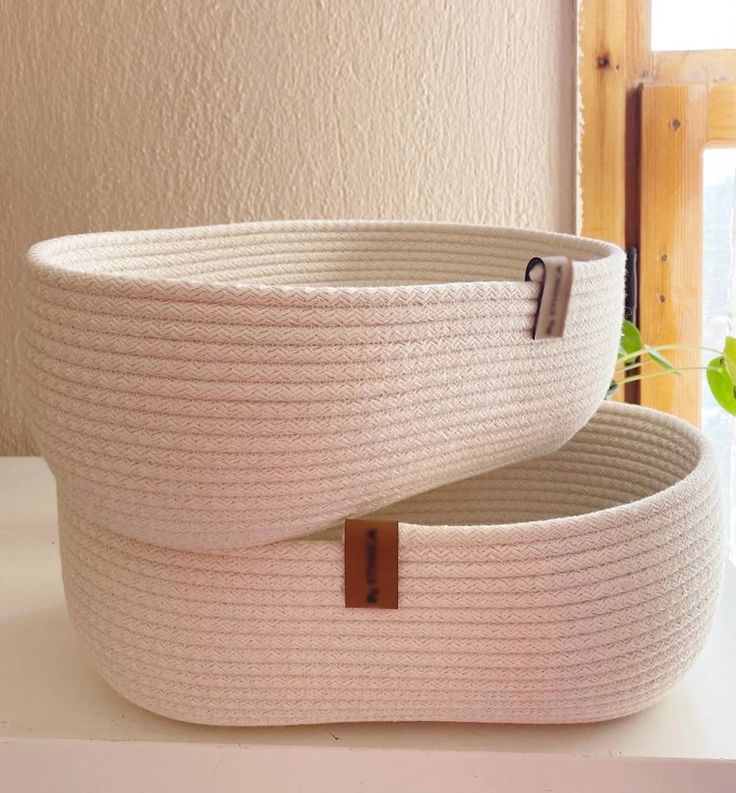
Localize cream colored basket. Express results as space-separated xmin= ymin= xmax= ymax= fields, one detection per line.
xmin=58 ymin=402 xmax=722 ymax=726
xmin=24 ymin=219 xmax=624 ymax=550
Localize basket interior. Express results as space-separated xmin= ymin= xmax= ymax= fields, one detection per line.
xmin=310 ymin=406 xmax=703 ymax=537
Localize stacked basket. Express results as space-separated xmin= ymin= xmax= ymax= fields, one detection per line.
xmin=22 ymin=219 xmax=724 ymax=725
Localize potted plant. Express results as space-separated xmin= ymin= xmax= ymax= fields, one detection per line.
xmin=612 ymin=320 xmax=736 ymax=414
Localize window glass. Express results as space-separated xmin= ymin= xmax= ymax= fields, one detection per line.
xmin=701 ymin=147 xmax=736 ymax=561
xmin=652 ymin=0 xmax=736 ymax=51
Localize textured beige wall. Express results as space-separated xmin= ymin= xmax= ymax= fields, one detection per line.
xmin=1 ymin=0 xmax=575 ymax=453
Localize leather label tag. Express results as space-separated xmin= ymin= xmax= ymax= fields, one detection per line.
xmin=344 ymin=518 xmax=399 ymax=609
xmin=525 ymin=255 xmax=574 ymax=339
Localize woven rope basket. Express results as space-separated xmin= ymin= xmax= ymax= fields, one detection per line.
xmin=56 ymin=402 xmax=723 ymax=726
xmin=23 ymin=219 xmax=624 ymax=550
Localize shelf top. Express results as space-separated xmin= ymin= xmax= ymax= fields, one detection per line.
xmin=2 ymin=456 xmax=735 ymax=760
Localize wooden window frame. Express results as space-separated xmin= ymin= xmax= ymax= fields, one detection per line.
xmin=578 ymin=0 xmax=736 ymax=425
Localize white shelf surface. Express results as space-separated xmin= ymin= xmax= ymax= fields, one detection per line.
xmin=2 ymin=457 xmax=736 ymax=790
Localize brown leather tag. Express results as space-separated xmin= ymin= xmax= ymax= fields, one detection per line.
xmin=525 ymin=255 xmax=574 ymax=339
xmin=344 ymin=518 xmax=399 ymax=609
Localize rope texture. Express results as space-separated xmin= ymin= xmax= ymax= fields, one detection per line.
xmin=22 ymin=221 xmax=720 ymax=726
xmin=58 ymin=402 xmax=723 ymax=726
xmin=23 ymin=219 xmax=625 ymax=550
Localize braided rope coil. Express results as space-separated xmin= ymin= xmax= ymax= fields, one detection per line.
xmin=24 ymin=221 xmax=718 ymax=725
xmin=23 ymin=219 xmax=625 ymax=550
xmin=58 ymin=402 xmax=723 ymax=726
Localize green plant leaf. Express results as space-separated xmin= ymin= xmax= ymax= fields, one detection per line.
xmin=620 ymin=320 xmax=643 ymax=356
xmin=643 ymin=345 xmax=679 ymax=373
xmin=706 ymin=356 xmax=736 ymax=416
xmin=723 ymin=336 xmax=736 ymax=383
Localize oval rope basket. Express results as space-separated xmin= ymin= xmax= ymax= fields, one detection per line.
xmin=58 ymin=402 xmax=723 ymax=726
xmin=23 ymin=219 xmax=625 ymax=550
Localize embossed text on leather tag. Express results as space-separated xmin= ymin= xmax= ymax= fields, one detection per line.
xmin=344 ymin=518 xmax=399 ymax=609
xmin=525 ymin=255 xmax=574 ymax=339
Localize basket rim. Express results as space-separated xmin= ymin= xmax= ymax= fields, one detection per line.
xmin=26 ymin=218 xmax=625 ymax=302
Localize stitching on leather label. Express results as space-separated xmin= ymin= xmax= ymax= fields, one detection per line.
xmin=525 ymin=255 xmax=574 ymax=339
xmin=344 ymin=518 xmax=399 ymax=609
